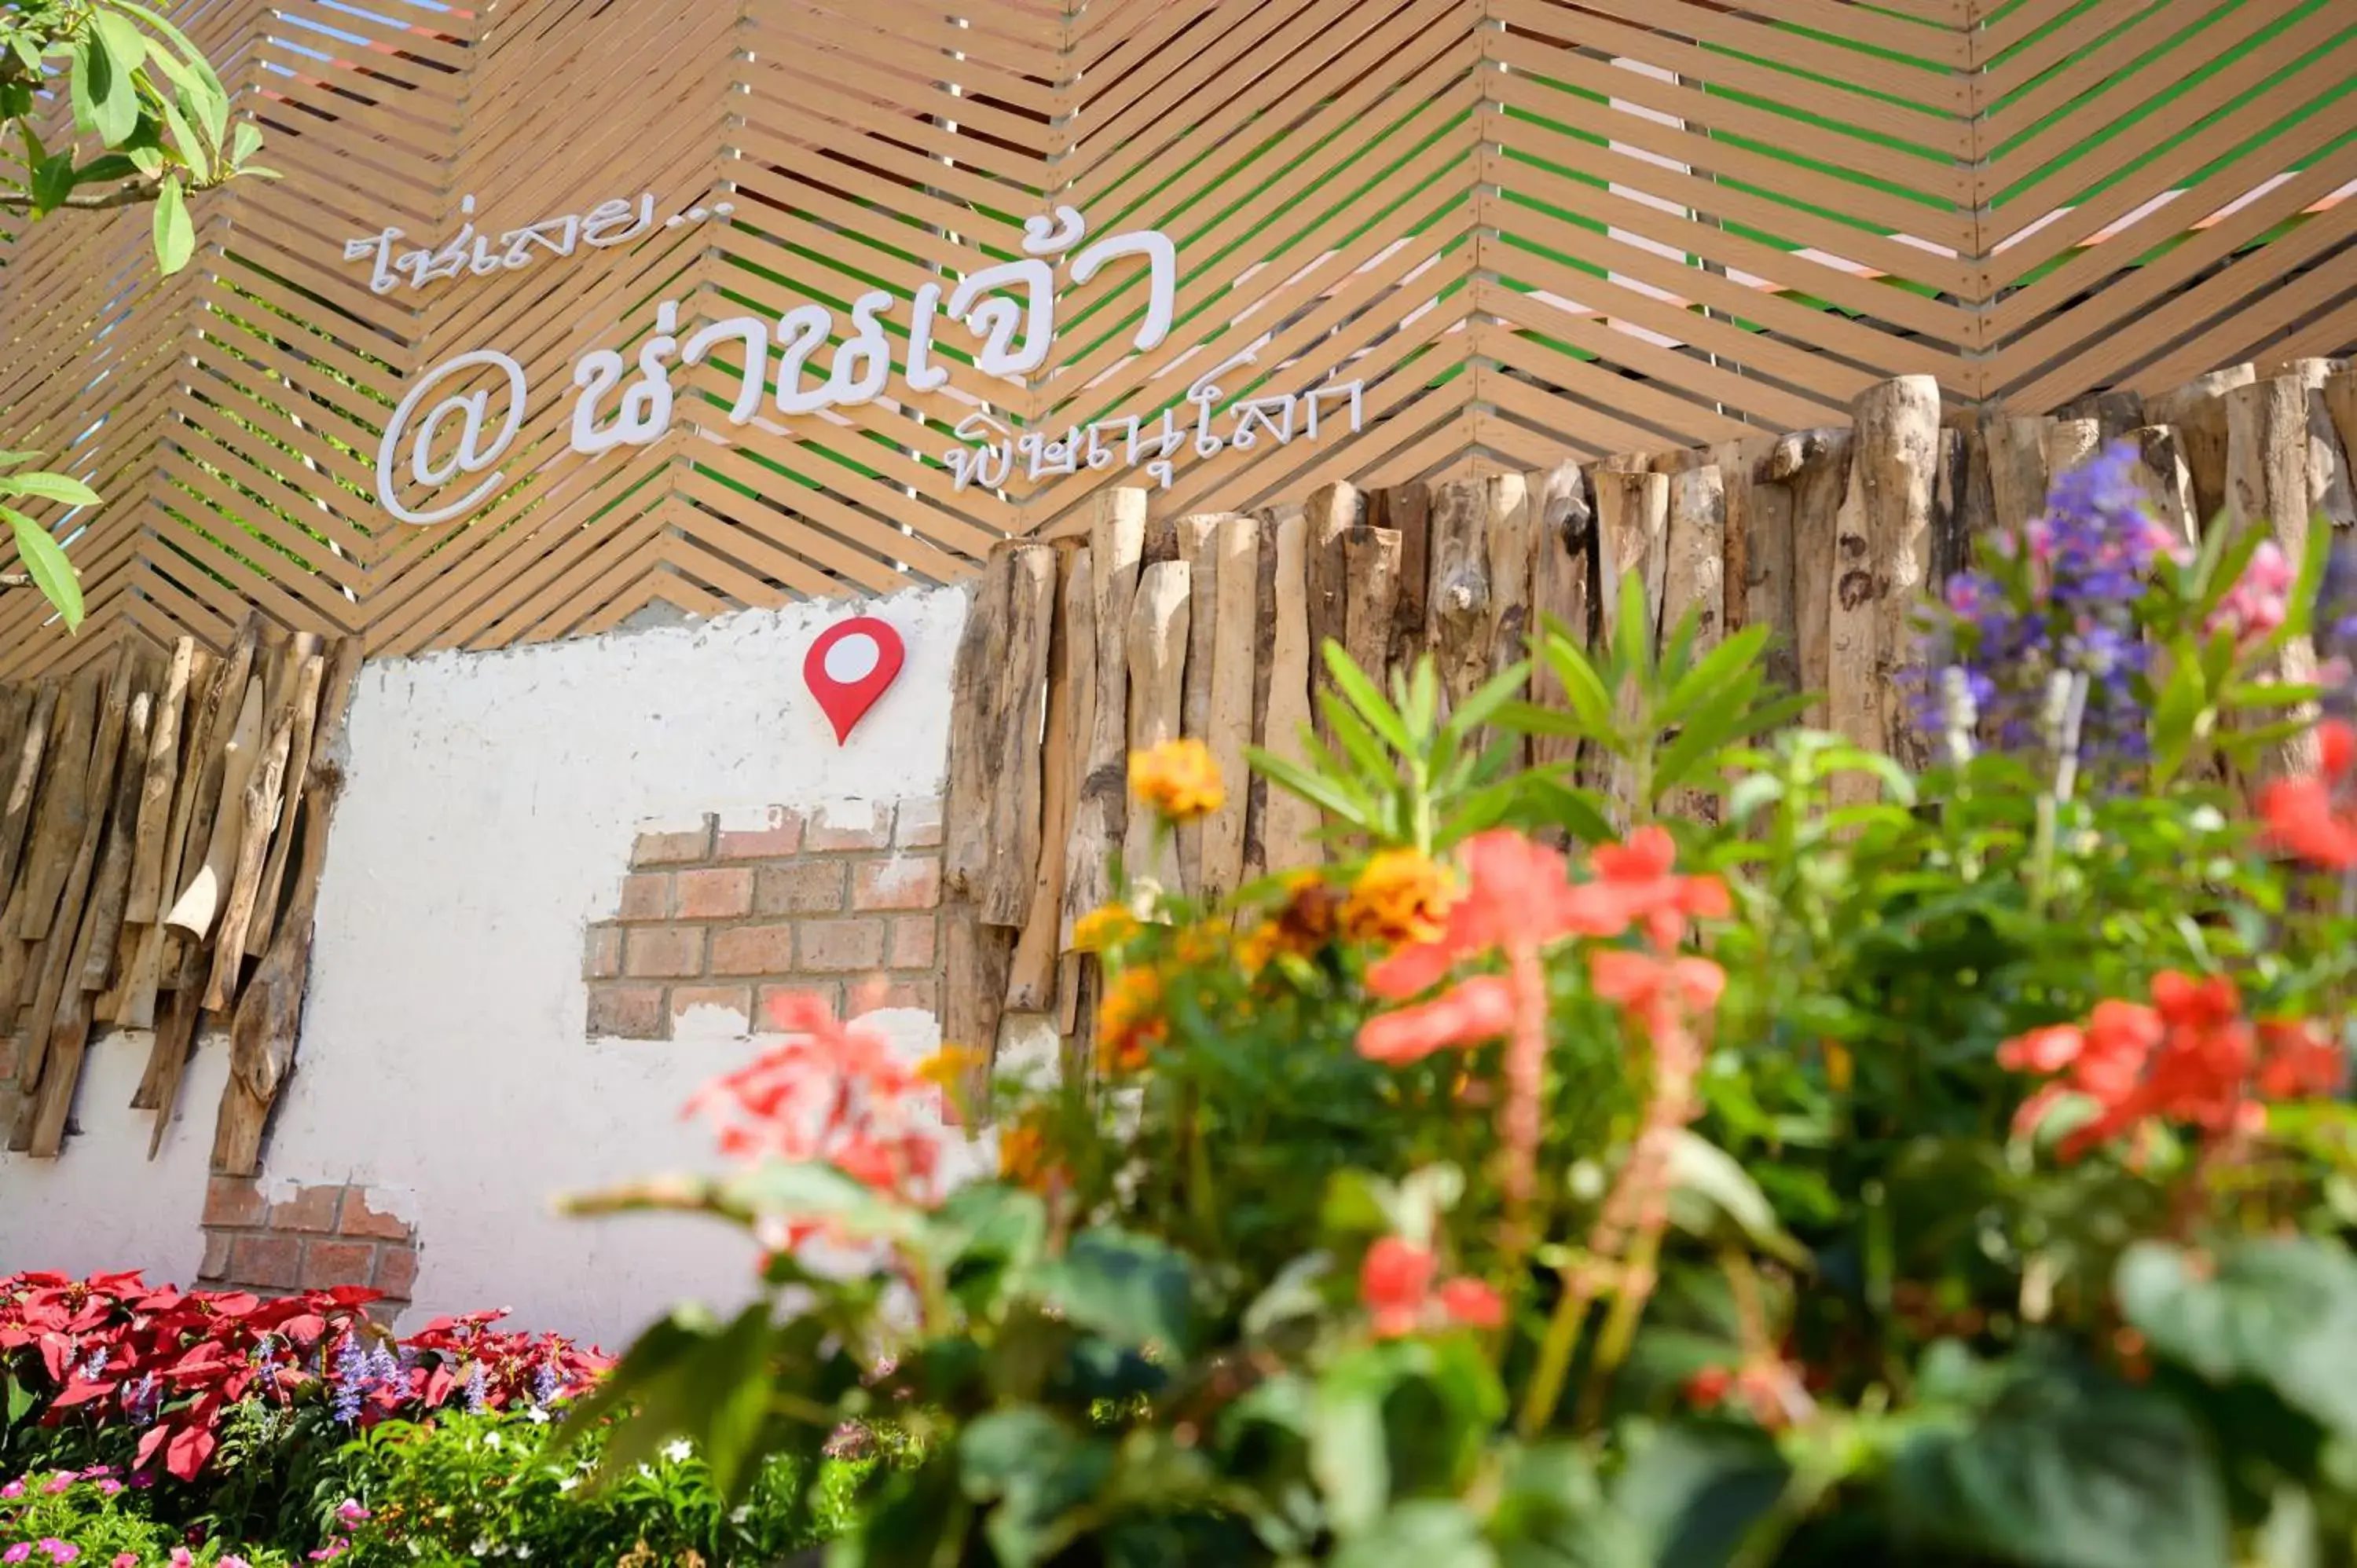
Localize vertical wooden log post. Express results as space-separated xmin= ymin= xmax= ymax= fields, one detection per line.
xmin=1663 ymin=466 xmax=1727 ymax=825
xmin=1377 ymin=482 xmax=1433 ymax=690
xmin=1526 ymin=461 xmax=1593 ymax=779
xmin=1122 ymin=561 xmax=1192 ymax=899
xmin=2227 ymin=373 xmax=2330 ymax=779
xmin=1427 ymin=478 xmax=1493 ymax=718
xmin=2149 ymin=365 xmax=2256 ymax=533
xmin=1303 ymin=482 xmax=1360 ymax=749
xmin=1175 ymin=515 xmax=1226 ymax=895
xmin=1200 ymin=518 xmax=1259 ymax=904
xmin=1829 ymin=376 xmax=1941 ymax=800
xmin=1260 ymin=510 xmax=1320 ymax=874
xmin=1007 ymin=547 xmax=1081 ymax=1017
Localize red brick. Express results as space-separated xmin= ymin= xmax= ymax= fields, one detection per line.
xmin=760 ymin=980 xmax=841 ymax=1020
xmin=340 ymin=1192 xmax=412 ymax=1242
xmin=228 ymin=1233 xmax=301 ymax=1291
xmin=675 ymin=867 xmax=753 ymax=920
xmin=633 ymin=819 xmax=715 ymax=866
xmin=625 ymin=926 xmax=704 ymax=979
xmin=618 ymin=872 xmax=673 ymax=923
xmin=896 ymin=797 xmax=944 ymax=849
xmin=875 ymin=980 xmax=937 ymax=1014
xmin=755 ymin=861 xmax=845 ymax=916
xmin=797 ymin=918 xmax=885 ymax=972
xmin=583 ymin=923 xmax=624 ymax=979
xmin=718 ymin=808 xmax=804 ymax=859
xmin=372 ymin=1246 xmax=418 ymax=1300
xmin=889 ymin=914 xmax=937 ymax=970
xmin=0 ymin=1035 xmax=14 ymax=1081
xmin=203 ymin=1177 xmax=268 ymax=1229
xmin=671 ymin=985 xmax=753 ymax=1033
xmin=854 ymin=856 xmax=941 ymax=912
xmin=806 ymin=803 xmax=893 ymax=852
xmin=302 ymin=1240 xmax=377 ymax=1291
xmin=588 ymin=984 xmax=668 ymax=1039
xmin=198 ymin=1231 xmax=233 ymax=1281
xmin=709 ymin=924 xmax=794 ymax=976
xmin=272 ymin=1185 xmax=343 ymax=1233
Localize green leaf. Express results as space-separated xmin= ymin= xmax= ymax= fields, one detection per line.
xmin=1311 ymin=1347 xmax=1398 ymax=1536
xmin=694 ymin=1302 xmax=779 ymax=1500
xmin=6 ymin=508 xmax=83 ymax=632
xmin=30 ymin=152 xmax=74 ymax=216
xmin=229 ymin=119 xmax=262 ymax=168
xmin=1248 ymin=744 xmax=1362 ymax=830
xmin=156 ymin=92 xmax=209 ymax=181
xmin=81 ymin=27 xmax=138 ymax=145
xmin=1607 ymin=1424 xmax=1791 ymax=1568
xmin=959 ymin=1408 xmax=1111 ymax=1568
xmin=552 ymin=1306 xmax=714 ymax=1464
xmin=1444 ymin=659 xmax=1532 ymax=742
xmin=0 ymin=451 xmax=42 ymax=470
xmin=1889 ymin=1368 xmax=2229 ymax=1568
xmin=2117 ymin=1236 xmax=2357 ymax=1439
xmin=1331 ymin=1501 xmax=1498 ymax=1568
xmin=1325 ymin=639 xmax=1411 ymax=754
xmin=152 ymin=174 xmax=192 ymax=273
xmin=1658 ymin=625 xmax=1770 ymax=731
xmin=1535 ymin=631 xmax=1617 ymax=738
xmin=1662 ymin=1130 xmax=1810 ymax=1268
xmin=6 ymin=471 xmax=101 ymax=507
xmin=1031 ymin=1227 xmax=1195 ymax=1353
xmin=1611 ymin=570 xmax=1653 ymax=683
xmin=4 ymin=1372 xmax=32 ymax=1428
xmin=90 ymin=12 xmax=148 ymax=82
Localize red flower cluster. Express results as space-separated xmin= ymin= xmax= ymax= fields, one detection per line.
xmin=2000 ymin=972 xmax=2344 ymax=1160
xmin=2259 ymin=720 xmax=2357 ymax=869
xmin=684 ymin=993 xmax=955 ymax=1254
xmin=1357 ymin=827 xmax=1728 ymax=1064
xmin=0 ymin=1273 xmax=607 ymax=1483
xmin=1358 ymin=1237 xmax=1505 ymax=1339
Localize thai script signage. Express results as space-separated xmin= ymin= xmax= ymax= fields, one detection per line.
xmin=371 ymin=205 xmax=1365 ymax=527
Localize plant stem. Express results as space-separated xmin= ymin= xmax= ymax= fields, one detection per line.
xmin=1516 ymin=1261 xmax=1595 ymax=1440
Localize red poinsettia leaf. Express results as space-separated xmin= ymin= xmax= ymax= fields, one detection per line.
xmin=166 ymin=1343 xmax=229 ymax=1377
xmin=52 ymin=1379 xmax=119 ymax=1409
xmin=205 ymin=1293 xmax=261 ymax=1318
xmin=37 ymin=1333 xmax=71 ymax=1382
xmin=422 ymin=1364 xmax=456 ymax=1408
xmin=324 ymin=1287 xmax=383 ymax=1309
xmin=278 ymin=1314 xmax=326 ymax=1347
xmin=167 ymin=1423 xmax=215 ymax=1481
xmin=134 ymin=1424 xmax=172 ymax=1471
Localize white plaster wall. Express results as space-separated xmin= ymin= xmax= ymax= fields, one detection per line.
xmin=5 ymin=585 xmax=976 ymax=1349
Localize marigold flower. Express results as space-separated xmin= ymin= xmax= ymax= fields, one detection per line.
xmin=997 ymin=1119 xmax=1056 ymax=1190
xmin=1360 ymin=1237 xmax=1436 ymax=1339
xmin=1435 ymin=1277 xmax=1505 ymax=1330
xmin=1342 ymin=850 xmax=1457 ymax=949
xmin=1095 ymin=965 xmax=1167 ymax=1075
xmin=1071 ymin=903 xmax=1139 ymax=954
xmin=1130 ymin=738 xmax=1224 ymax=822
xmin=914 ymin=1045 xmax=984 ymax=1092
xmin=2258 ymin=720 xmax=2357 ymax=870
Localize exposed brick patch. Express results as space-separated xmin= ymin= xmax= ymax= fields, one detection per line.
xmin=200 ymin=1178 xmax=420 ymax=1313
xmin=0 ymin=1034 xmax=14 ymax=1081
xmin=585 ymin=798 xmax=946 ymax=1041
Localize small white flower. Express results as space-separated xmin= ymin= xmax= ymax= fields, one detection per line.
xmin=406 ymin=1543 xmax=422 ymax=1559
xmin=661 ymin=1438 xmax=693 ymax=1464
xmin=516 ymin=1549 xmax=531 ymax=1562
xmin=483 ymin=1431 xmax=503 ymax=1450
xmin=730 ymin=1506 xmax=751 ymax=1525
xmin=469 ymin=1541 xmax=491 ymax=1557
xmin=637 ymin=1463 xmax=654 ymax=1480
xmin=526 ymin=1405 xmax=550 ymax=1424
xmin=556 ymin=1476 xmax=579 ymax=1494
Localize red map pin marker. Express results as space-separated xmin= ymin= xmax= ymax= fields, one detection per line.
xmin=804 ymin=617 xmax=906 ymax=745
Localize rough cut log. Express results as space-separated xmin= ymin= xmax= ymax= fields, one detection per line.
xmin=942 ymin=555 xmax=1010 ymax=903
xmin=1303 ymin=482 xmax=1359 ymax=749
xmin=1377 ymin=482 xmax=1433 ymax=685
xmin=1941 ymin=417 xmax=1997 ymax=577
xmin=1241 ymin=511 xmax=1282 ymax=885
xmin=1343 ymin=526 xmax=1402 ymax=706
xmin=0 ymin=692 xmax=24 ymax=850
xmin=1833 ymin=375 xmax=1941 ymax=793
xmin=937 ymin=899 xmax=1014 ymax=1111
xmin=2227 ymin=373 xmax=2327 ymax=779
xmin=1122 ymin=560 xmax=1192 ymax=899
xmin=0 ymin=679 xmax=57 ymax=900
xmin=1200 ymin=517 xmax=1259 ymax=904
xmin=203 ymin=716 xmax=294 ymax=1011
xmin=126 ymin=639 xmax=192 ymax=923
xmin=1426 ymin=479 xmax=1493 ymax=716
xmin=165 ymin=676 xmax=265 ymax=941
xmin=980 ymin=548 xmax=1057 ymax=928
xmin=2128 ymin=426 xmax=2200 ymax=549
xmin=1483 ymin=474 xmax=1537 ymax=763
xmin=156 ymin=635 xmax=245 ymax=946
xmin=2322 ymin=365 xmax=2357 ymax=495
xmin=1059 ymin=492 xmax=1146 ymax=942
xmin=244 ymin=647 xmax=330 ymax=957
xmin=1981 ymin=412 xmax=2051 ymax=537
xmin=1664 ymin=466 xmax=1728 ymax=824
xmin=20 ymin=991 xmax=90 ymax=1156
xmin=143 ymin=980 xmax=203 ymax=1159
xmin=13 ymin=669 xmax=101 ymax=940
xmin=1055 ymin=547 xmax=1098 ymax=956
xmin=1175 ymin=515 xmax=1225 ymax=894
xmin=2288 ymin=360 xmax=2357 ymax=533
xmin=1260 ymin=510 xmax=1320 ymax=874
xmin=1930 ymin=427 xmax=1974 ymax=588
xmin=208 ymin=769 xmax=340 ymax=1174
xmin=1726 ymin=442 xmax=1797 ymax=695
xmin=1007 ymin=548 xmax=1082 ymax=1014
xmin=1768 ymin=428 xmax=1853 ymax=728
xmin=77 ymin=687 xmax=152 ymax=995
xmin=1527 ymin=461 xmax=1593 ymax=775
xmin=16 ymin=650 xmax=137 ymax=1097
xmin=2044 ymin=417 xmax=2102 ymax=481
xmin=2149 ymin=365 xmax=2256 ymax=531
xmin=2058 ymin=387 xmax=2146 ymax=438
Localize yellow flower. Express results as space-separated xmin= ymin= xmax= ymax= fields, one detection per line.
xmin=1341 ymin=849 xmax=1455 ymax=947
xmin=916 ymin=1044 xmax=985 ymax=1092
xmin=1171 ymin=920 xmax=1227 ymax=967
xmin=1095 ymin=965 xmax=1168 ymax=1075
xmin=1072 ymin=903 xmax=1140 ymax=954
xmin=1241 ymin=875 xmax=1343 ymax=976
xmin=998 ymin=1119 xmax=1054 ymax=1189
xmin=1130 ymin=738 xmax=1224 ymax=822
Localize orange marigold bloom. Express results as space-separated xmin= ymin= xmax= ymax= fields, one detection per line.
xmin=1072 ymin=903 xmax=1139 ymax=954
xmin=1365 ymin=832 xmax=1593 ymax=1000
xmin=1130 ymin=738 xmax=1224 ymax=822
xmin=915 ymin=1045 xmax=984 ymax=1092
xmin=1095 ymin=965 xmax=1168 ymax=1075
xmin=998 ymin=1119 xmax=1056 ymax=1190
xmin=1342 ymin=850 xmax=1456 ymax=949
xmin=2257 ymin=720 xmax=2357 ymax=870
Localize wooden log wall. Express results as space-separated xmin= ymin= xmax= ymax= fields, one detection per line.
xmin=0 ymin=616 xmax=361 ymax=1172
xmin=956 ymin=358 xmax=2357 ymax=1083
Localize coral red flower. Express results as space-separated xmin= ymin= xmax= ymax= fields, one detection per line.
xmin=2256 ymin=1018 xmax=2345 ymax=1100
xmin=1585 ymin=826 xmax=1734 ymax=951
xmin=1435 ymin=1277 xmax=1505 ymax=1330
xmin=1360 ymin=1238 xmax=1437 ymax=1339
xmin=2258 ymin=720 xmax=2357 ymax=870
xmin=1588 ymin=948 xmax=1726 ymax=1032
xmin=1684 ymin=1365 xmax=1733 ymax=1406
xmin=1356 ymin=975 xmax=1518 ymax=1064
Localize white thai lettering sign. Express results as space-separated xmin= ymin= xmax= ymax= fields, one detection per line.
xmin=372 ymin=204 xmax=1364 ymax=527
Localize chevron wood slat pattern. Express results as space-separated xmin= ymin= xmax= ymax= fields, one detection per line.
xmin=0 ymin=0 xmax=2348 ymax=674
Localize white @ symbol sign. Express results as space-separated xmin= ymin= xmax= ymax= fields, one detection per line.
xmin=376 ymin=350 xmax=527 ymax=526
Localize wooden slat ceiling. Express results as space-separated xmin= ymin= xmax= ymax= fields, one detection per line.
xmin=0 ymin=0 xmax=2349 ymax=674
